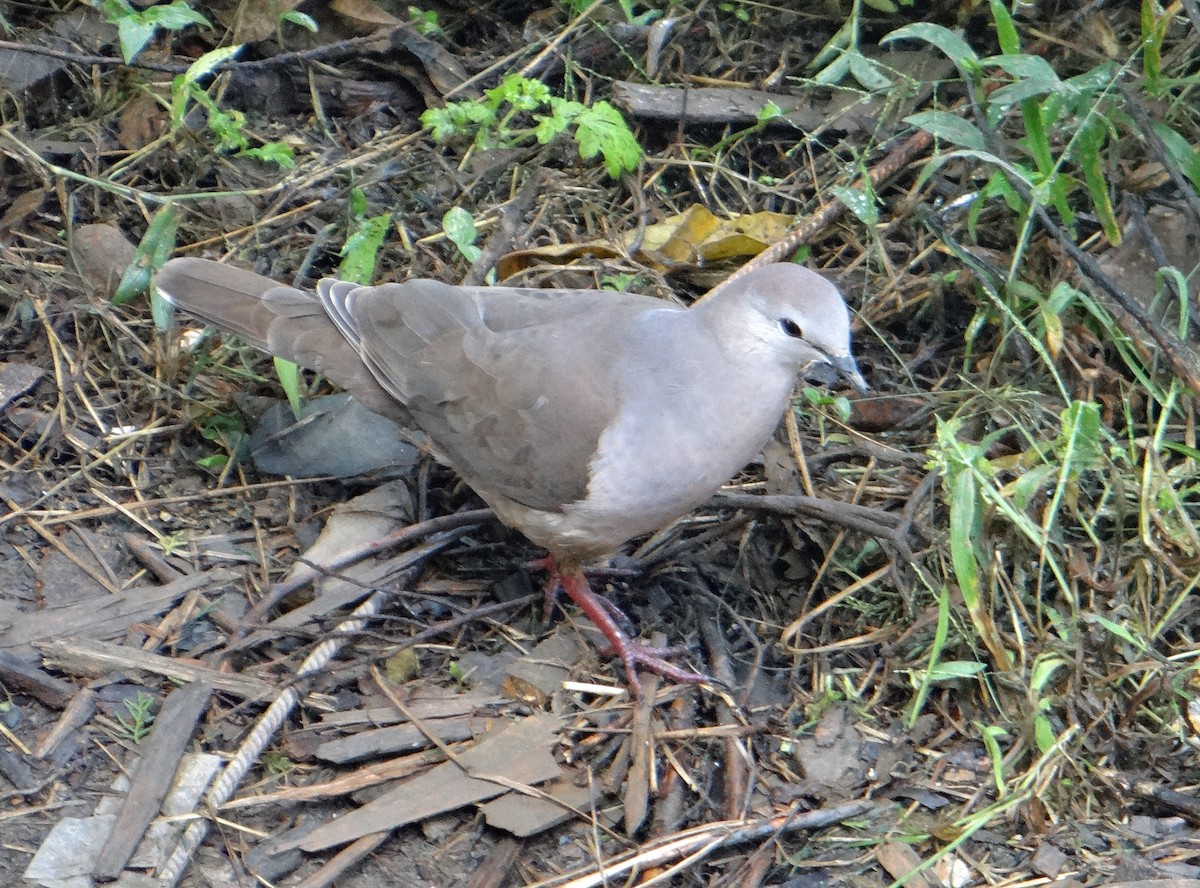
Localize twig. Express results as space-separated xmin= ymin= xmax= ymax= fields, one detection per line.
xmin=526 ymin=801 xmax=877 ymax=888
xmin=1034 ymin=201 xmax=1200 ymax=397
xmin=715 ymin=491 xmax=910 ymax=559
xmin=292 ymin=832 xmax=391 ymax=888
xmin=240 ymin=509 xmax=490 ymax=628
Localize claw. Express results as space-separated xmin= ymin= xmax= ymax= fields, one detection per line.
xmin=533 ymin=558 xmax=711 ymax=697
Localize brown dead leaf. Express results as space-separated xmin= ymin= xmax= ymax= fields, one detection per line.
xmin=117 ymin=92 xmax=169 ymax=150
xmin=69 ymin=223 xmax=138 ymax=298
xmin=331 ymin=0 xmax=401 ymax=31
xmin=497 ymin=204 xmax=794 ymax=279
xmin=0 ymin=187 xmax=48 ymax=235
xmin=221 ymin=0 xmax=304 ymax=43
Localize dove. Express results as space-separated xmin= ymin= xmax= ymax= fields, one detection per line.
xmin=156 ymin=258 xmax=865 ymax=695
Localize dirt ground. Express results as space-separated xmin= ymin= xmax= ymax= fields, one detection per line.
xmin=3 ymin=1 xmax=1200 ymax=886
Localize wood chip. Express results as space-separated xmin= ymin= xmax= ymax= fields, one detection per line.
xmin=4 ymin=568 xmax=236 ymax=653
xmin=35 ymin=636 xmax=275 ymax=701
xmin=0 ymin=650 xmax=77 ymax=708
xmin=314 ymin=717 xmax=476 ymax=764
xmin=478 ymin=776 xmax=604 ymax=837
xmin=33 ymin=688 xmax=97 ymax=760
xmin=294 ymin=712 xmax=563 ymax=852
xmin=92 ymin=681 xmax=213 ymax=880
xmin=875 ymin=840 xmax=940 ymax=888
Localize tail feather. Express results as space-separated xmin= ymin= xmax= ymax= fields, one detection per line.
xmin=156 ymin=257 xmax=403 ymax=421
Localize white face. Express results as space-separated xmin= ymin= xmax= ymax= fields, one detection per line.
xmin=742 ymin=266 xmax=863 ymax=390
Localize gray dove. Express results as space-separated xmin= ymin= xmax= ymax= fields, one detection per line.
xmin=156 ymin=258 xmax=865 ymax=695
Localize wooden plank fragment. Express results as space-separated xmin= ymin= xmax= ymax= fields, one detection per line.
xmin=611 ymin=82 xmax=824 ymax=128
xmin=314 ymin=717 xmax=476 ymax=764
xmin=478 ymin=777 xmax=604 ymax=837
xmin=92 ymin=680 xmax=214 ymax=880
xmin=222 ymin=748 xmax=447 ymax=810
xmin=315 ymin=690 xmax=502 ymax=728
xmin=33 ymin=688 xmax=97 ymax=759
xmin=1 ymin=567 xmax=236 ymax=651
xmin=294 ymin=712 xmax=563 ymax=852
xmin=35 ymin=636 xmax=275 ymax=701
xmin=0 ymin=649 xmax=78 ymax=707
xmin=465 ymin=835 xmax=523 ymax=888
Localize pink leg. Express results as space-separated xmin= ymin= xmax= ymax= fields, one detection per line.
xmin=554 ymin=565 xmax=711 ymax=697
xmin=532 ymin=556 xmax=630 ymax=628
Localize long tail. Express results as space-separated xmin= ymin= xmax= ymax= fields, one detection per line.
xmin=155 ymin=257 xmax=399 ymax=419
xmin=156 ymin=258 xmax=301 ymax=352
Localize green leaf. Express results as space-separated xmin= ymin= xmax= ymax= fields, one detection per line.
xmin=195 ymin=453 xmax=229 ymax=470
xmin=281 ymin=11 xmax=319 ymax=31
xmin=339 ymin=213 xmax=391 ymax=283
xmin=1142 ymin=0 xmax=1168 ymax=93
xmin=1006 ymin=463 xmax=1056 ymax=510
xmin=1033 ymin=713 xmax=1057 ymax=754
xmin=882 ymin=23 xmax=979 ymax=76
xmin=208 ymin=106 xmax=249 ymax=152
xmin=847 ymin=51 xmax=892 ymax=90
xmin=442 ymin=206 xmax=481 ymax=263
xmin=274 ymin=357 xmax=303 ymax=420
xmin=420 ymin=107 xmax=454 ymax=142
xmin=149 ymin=287 xmax=173 ymax=330
xmin=905 ymin=110 xmax=987 ymax=150
xmin=116 ymin=205 xmax=178 ymax=306
xmin=1076 ymin=118 xmax=1120 ymax=245
xmin=1059 ymin=401 xmax=1103 ymax=472
xmin=421 ymin=101 xmax=494 ymax=143
xmin=144 ymin=2 xmax=209 ymax=30
xmin=1029 ymin=656 xmax=1067 ymax=694
xmin=975 ymin=722 xmax=1009 ymax=792
xmin=989 ymin=0 xmax=1020 ymax=55
xmin=239 ymin=142 xmax=296 ymax=167
xmin=116 ymin=17 xmax=157 ymax=63
xmin=925 ymin=660 xmax=988 ymax=681
xmin=756 ymin=101 xmax=783 ymax=124
xmin=1092 ymin=614 xmax=1139 ymax=646
xmin=182 ymin=44 xmax=243 ymax=85
xmin=1152 ymin=122 xmax=1200 ymax=192
xmin=573 ymin=101 xmax=641 ymax=177
xmin=811 ymin=52 xmax=850 ymax=86
xmin=986 ymin=55 xmax=1067 ymax=105
xmin=831 ymin=185 xmax=878 ymax=226
xmin=110 ymin=0 xmax=209 ymax=62
xmin=348 ymin=187 xmax=367 ymax=220
xmin=487 ymin=73 xmax=550 ymax=112
xmin=948 ymin=462 xmax=980 ymax=610
xmin=534 ymin=96 xmax=581 ymax=144
xmin=968 ymin=169 xmax=1024 ymax=240
xmin=407 ymin=7 xmax=444 ymax=37
xmin=1020 ymin=99 xmax=1054 ymax=176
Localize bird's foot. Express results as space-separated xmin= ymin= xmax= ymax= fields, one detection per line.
xmin=597 ymin=635 xmax=711 ymax=698
xmin=554 ymin=564 xmax=712 ymax=698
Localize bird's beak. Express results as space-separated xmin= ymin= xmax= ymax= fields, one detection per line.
xmin=804 ymin=355 xmax=868 ymax=394
xmin=832 ymin=354 xmax=868 ymax=394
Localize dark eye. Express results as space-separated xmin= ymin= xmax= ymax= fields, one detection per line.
xmin=779 ymin=318 xmax=803 ymax=338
